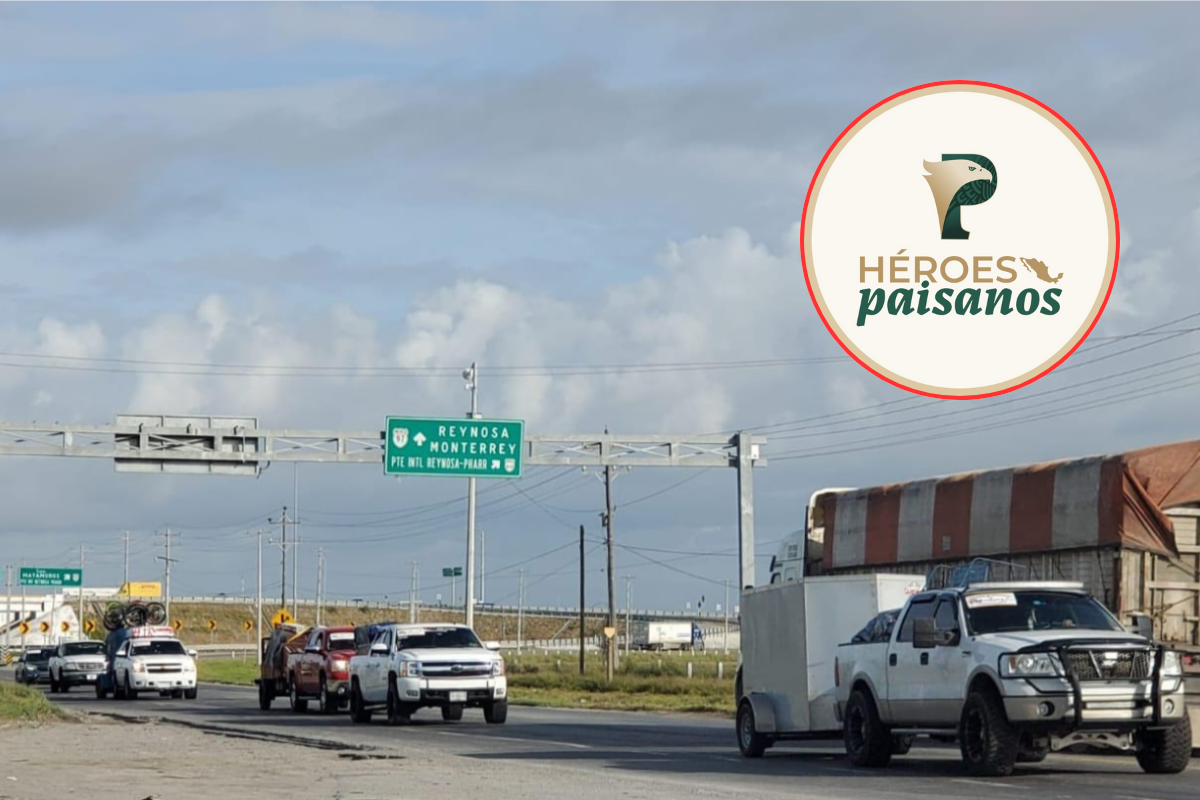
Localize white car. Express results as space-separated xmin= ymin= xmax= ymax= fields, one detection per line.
xmin=348 ymin=623 xmax=507 ymax=725
xmin=48 ymin=640 xmax=108 ymax=693
xmin=111 ymin=635 xmax=199 ymax=699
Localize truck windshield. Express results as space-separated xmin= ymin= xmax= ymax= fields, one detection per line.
xmin=63 ymin=642 xmax=105 ymax=656
xmin=131 ymin=640 xmax=187 ymax=656
xmin=397 ymin=628 xmax=482 ymax=649
xmin=964 ymin=591 xmax=1124 ymax=635
xmin=328 ymin=632 xmax=355 ymax=649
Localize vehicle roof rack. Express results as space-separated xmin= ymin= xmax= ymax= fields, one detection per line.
xmin=925 ymin=558 xmax=1036 ymax=590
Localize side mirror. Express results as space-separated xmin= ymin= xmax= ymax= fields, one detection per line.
xmin=912 ymin=618 xmax=939 ymax=649
xmin=188 ymin=649 xmax=198 ymax=659
xmin=485 ymin=641 xmax=501 ymax=651
xmin=370 ymin=642 xmax=388 ymax=655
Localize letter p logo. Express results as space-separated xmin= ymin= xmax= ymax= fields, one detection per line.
xmin=921 ymin=154 xmax=997 ymax=239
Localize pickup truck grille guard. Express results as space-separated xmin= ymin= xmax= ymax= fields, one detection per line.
xmin=1030 ymin=640 xmax=1168 ymax=730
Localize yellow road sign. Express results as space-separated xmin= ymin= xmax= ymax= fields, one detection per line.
xmin=206 ymin=619 xmax=217 ymax=631
xmin=60 ymin=621 xmax=70 ymax=633
xmin=242 ymin=620 xmax=253 ymax=632
xmin=603 ymin=626 xmax=616 ymax=639
xmin=119 ymin=581 xmax=162 ymax=598
xmin=271 ymin=609 xmax=293 ymax=626
xmin=17 ymin=621 xmax=29 ymax=635
xmin=84 ymin=619 xmax=96 ymax=634
xmin=39 ymin=621 xmax=50 ymax=633
xmin=172 ymin=619 xmax=183 ymax=631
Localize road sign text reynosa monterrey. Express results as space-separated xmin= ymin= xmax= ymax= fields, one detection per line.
xmin=385 ymin=417 xmax=524 ymax=478
xmin=19 ymin=567 xmax=82 ymax=587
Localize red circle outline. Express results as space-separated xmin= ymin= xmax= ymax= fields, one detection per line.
xmin=800 ymin=80 xmax=1120 ymax=401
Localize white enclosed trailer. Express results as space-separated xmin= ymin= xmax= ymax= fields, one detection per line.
xmin=735 ymin=573 xmax=924 ymax=756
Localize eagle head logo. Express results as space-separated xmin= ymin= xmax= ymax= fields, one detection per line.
xmin=922 ymin=154 xmax=997 ymax=239
xmin=392 ymin=428 xmax=409 ymax=449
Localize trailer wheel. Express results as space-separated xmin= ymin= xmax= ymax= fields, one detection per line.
xmin=258 ymin=681 xmax=272 ymax=711
xmin=736 ymin=699 xmax=769 ymax=758
xmin=844 ymin=688 xmax=892 ymax=768
xmin=1135 ymin=708 xmax=1191 ymax=774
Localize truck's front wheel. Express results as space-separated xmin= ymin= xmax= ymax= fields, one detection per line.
xmin=844 ymin=689 xmax=892 ymax=767
xmin=484 ymin=699 xmax=508 ymax=724
xmin=736 ymin=699 xmax=769 ymax=758
xmin=959 ymin=689 xmax=1019 ymax=777
xmin=349 ymin=681 xmax=372 ymax=724
xmin=1135 ymin=708 xmax=1192 ymax=774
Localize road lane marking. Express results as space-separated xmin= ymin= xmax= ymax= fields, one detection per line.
xmin=952 ymin=778 xmax=1019 ymax=789
xmin=436 ymin=731 xmax=592 ymax=750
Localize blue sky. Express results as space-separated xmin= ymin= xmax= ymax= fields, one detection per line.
xmin=1 ymin=2 xmax=1199 ymax=612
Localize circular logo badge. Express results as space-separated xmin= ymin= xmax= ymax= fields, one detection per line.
xmin=801 ymin=81 xmax=1119 ymax=399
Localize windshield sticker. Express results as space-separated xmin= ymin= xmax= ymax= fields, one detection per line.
xmin=966 ymin=593 xmax=1018 ymax=608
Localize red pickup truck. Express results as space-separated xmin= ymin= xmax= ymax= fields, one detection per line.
xmin=285 ymin=625 xmax=356 ymax=714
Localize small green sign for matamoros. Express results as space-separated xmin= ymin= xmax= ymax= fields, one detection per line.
xmin=20 ymin=567 xmax=82 ymax=587
xmin=385 ymin=416 xmax=524 ymax=478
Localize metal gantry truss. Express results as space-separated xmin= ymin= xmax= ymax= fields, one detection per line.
xmin=0 ymin=416 xmax=767 ymax=589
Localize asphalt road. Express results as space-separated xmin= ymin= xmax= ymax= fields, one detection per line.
xmin=11 ymin=674 xmax=1200 ymax=800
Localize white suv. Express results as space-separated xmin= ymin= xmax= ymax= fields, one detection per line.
xmin=48 ymin=640 xmax=108 ymax=693
xmin=112 ymin=636 xmax=199 ymax=699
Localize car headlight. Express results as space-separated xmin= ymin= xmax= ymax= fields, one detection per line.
xmin=131 ymin=660 xmax=146 ymax=673
xmin=399 ymin=660 xmax=422 ymax=677
xmin=182 ymin=662 xmax=195 ymax=673
xmin=1001 ymin=653 xmax=1061 ymax=677
xmin=492 ymin=659 xmax=505 ymax=677
xmin=1161 ymin=650 xmax=1182 ymax=677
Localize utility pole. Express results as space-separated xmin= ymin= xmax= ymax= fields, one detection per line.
xmin=578 ymin=524 xmax=585 ymax=676
xmin=121 ymin=531 xmax=130 ymax=588
xmin=724 ymin=579 xmax=730 ymax=654
xmin=293 ymin=464 xmax=301 ymax=621
xmin=4 ymin=565 xmax=11 ymax=656
xmin=268 ymin=506 xmax=294 ymax=614
xmin=623 ymin=575 xmax=634 ymax=658
xmin=603 ymin=450 xmax=617 ymax=681
xmin=315 ymin=547 xmax=325 ymax=626
xmin=463 ymin=361 xmax=480 ymax=629
xmin=250 ymin=529 xmax=263 ymax=665
xmin=480 ymin=529 xmax=485 ymax=605
xmin=156 ymin=529 xmax=178 ymax=625
xmin=409 ymin=561 xmax=418 ymax=624
xmin=77 ymin=544 xmax=86 ymax=641
xmin=517 ymin=568 xmax=525 ymax=654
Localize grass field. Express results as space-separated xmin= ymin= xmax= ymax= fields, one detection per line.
xmin=198 ymin=650 xmax=738 ymax=716
xmin=0 ymin=681 xmax=71 ymax=724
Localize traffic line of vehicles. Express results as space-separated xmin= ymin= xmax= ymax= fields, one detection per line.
xmin=13 ymin=624 xmax=199 ymax=701
xmin=256 ymin=620 xmax=508 ymax=725
xmin=734 ymin=560 xmax=1193 ymax=775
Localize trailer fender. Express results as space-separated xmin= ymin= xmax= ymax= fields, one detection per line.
xmin=745 ymin=692 xmax=780 ymax=734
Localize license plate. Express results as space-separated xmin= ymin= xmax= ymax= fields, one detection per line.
xmin=86 ymin=674 xmax=97 ymax=680
xmin=449 ymin=691 xmax=466 ymax=703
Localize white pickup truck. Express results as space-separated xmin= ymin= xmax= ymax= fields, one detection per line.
xmin=347 ymin=623 xmax=507 ymax=725
xmin=48 ymin=639 xmax=108 ymax=693
xmin=835 ymin=579 xmax=1191 ymax=776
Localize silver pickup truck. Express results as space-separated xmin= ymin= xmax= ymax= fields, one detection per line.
xmin=835 ymin=579 xmax=1191 ymax=776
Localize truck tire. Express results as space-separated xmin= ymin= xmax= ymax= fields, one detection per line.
xmin=843 ymin=689 xmax=892 ymax=767
xmin=349 ymin=681 xmax=372 ymax=724
xmin=289 ymin=675 xmax=308 ymax=713
xmin=484 ymin=699 xmax=508 ymax=724
xmin=385 ymin=677 xmax=411 ymax=726
xmin=1135 ymin=708 xmax=1192 ymax=774
xmin=959 ymin=688 xmax=1019 ymax=777
xmin=319 ymin=676 xmax=338 ymax=714
xmin=734 ymin=668 xmax=743 ymax=706
xmin=258 ymin=681 xmax=272 ymax=711
xmin=891 ymin=734 xmax=915 ymax=755
xmin=736 ymin=699 xmax=769 ymax=758
xmin=125 ymin=674 xmax=139 ymax=701
xmin=1016 ymin=734 xmax=1049 ymax=763
xmin=95 ymin=681 xmax=107 ymax=700
xmin=49 ymin=672 xmax=59 ymax=693
xmin=442 ymin=703 xmax=464 ymax=721
xmin=184 ymin=687 xmax=198 ymax=700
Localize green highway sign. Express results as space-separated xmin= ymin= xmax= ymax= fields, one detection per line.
xmin=20 ymin=567 xmax=82 ymax=588
xmin=442 ymin=567 xmax=463 ymax=578
xmin=385 ymin=417 xmax=524 ymax=479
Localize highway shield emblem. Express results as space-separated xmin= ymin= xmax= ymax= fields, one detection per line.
xmin=504 ymin=459 xmax=515 ymax=473
xmin=392 ymin=428 xmax=409 ymax=449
